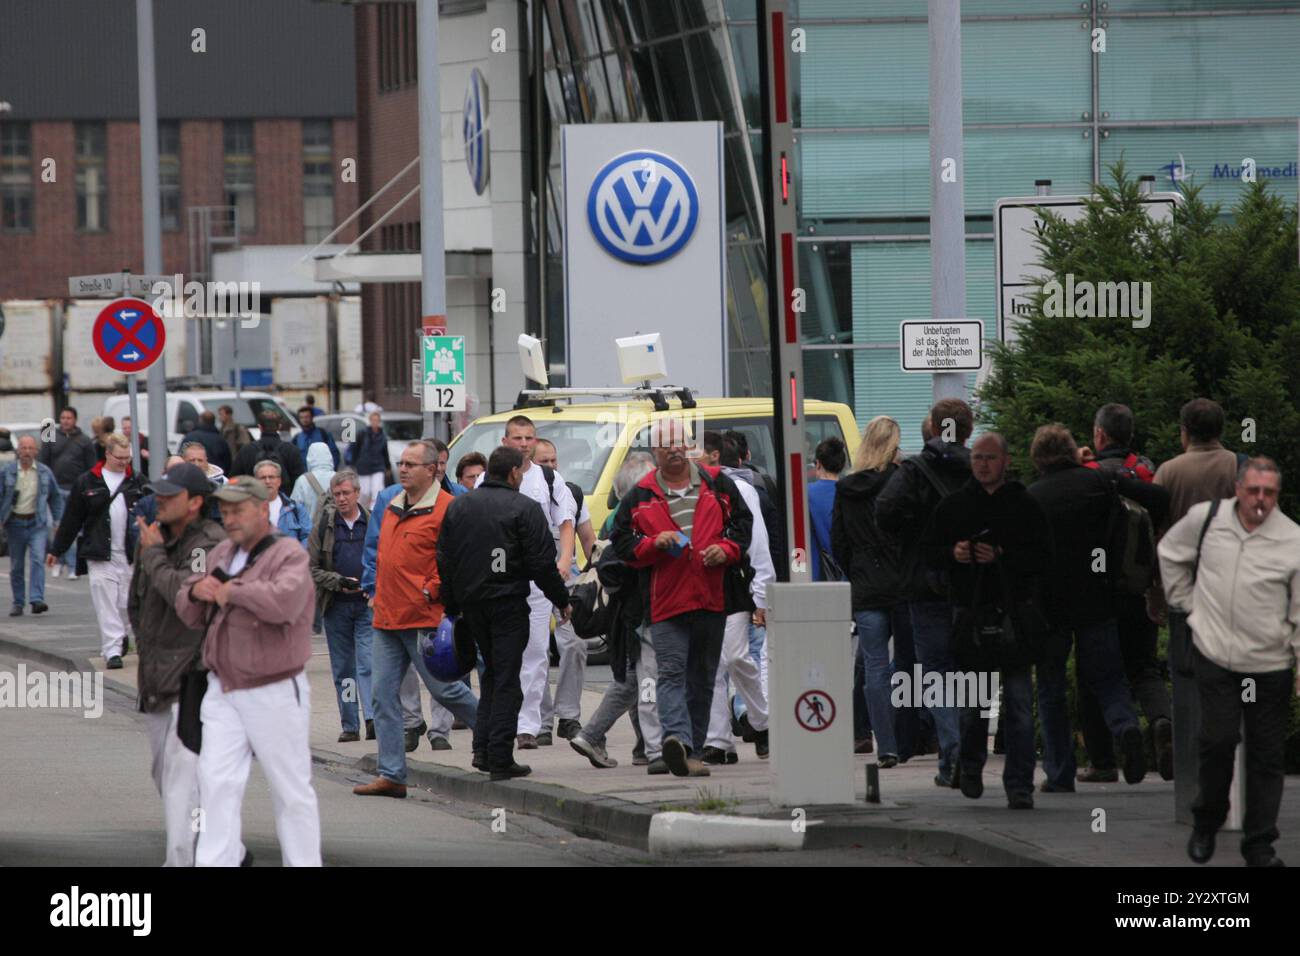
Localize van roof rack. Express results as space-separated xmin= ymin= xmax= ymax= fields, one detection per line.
xmin=513 ymin=385 xmax=696 ymax=412
xmin=114 ymin=375 xmax=222 ymax=393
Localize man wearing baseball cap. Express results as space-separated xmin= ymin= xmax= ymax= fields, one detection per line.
xmin=130 ymin=462 xmax=227 ymax=866
xmin=174 ymin=474 xmax=321 ymax=866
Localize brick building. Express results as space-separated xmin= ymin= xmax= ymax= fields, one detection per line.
xmin=0 ymin=0 xmax=360 ymax=302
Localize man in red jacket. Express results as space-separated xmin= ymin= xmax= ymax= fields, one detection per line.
xmin=610 ymin=418 xmax=752 ymax=777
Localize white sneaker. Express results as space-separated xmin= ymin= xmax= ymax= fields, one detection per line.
xmin=50 ymin=565 xmax=62 ymax=579
xmin=67 ymin=572 xmax=78 ymax=580
xmin=570 ymin=734 xmax=618 ymax=768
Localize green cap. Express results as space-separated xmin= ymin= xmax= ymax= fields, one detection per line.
xmin=212 ymin=475 xmax=272 ymax=503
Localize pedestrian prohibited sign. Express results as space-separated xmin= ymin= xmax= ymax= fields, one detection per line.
xmin=795 ymin=690 xmax=835 ymax=732
xmin=422 ymin=335 xmax=466 ymax=412
xmin=92 ymin=297 xmax=166 ymax=374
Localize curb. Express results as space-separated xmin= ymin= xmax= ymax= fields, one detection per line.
xmin=318 ymin=749 xmax=1069 ymax=864
xmin=0 ymin=633 xmax=138 ymax=703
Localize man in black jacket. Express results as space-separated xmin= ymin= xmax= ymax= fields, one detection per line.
xmin=437 ymin=446 xmax=572 ymax=780
xmin=923 ymin=433 xmax=1053 ymax=808
xmin=181 ymin=411 xmax=233 ymax=473
xmin=1079 ymin=403 xmax=1174 ymax=782
xmin=40 ymin=406 xmax=99 ymax=578
xmin=230 ymin=412 xmax=305 ymax=489
xmin=1027 ymin=423 xmax=1146 ymax=791
xmin=48 ymin=433 xmax=144 ymax=667
xmin=875 ymin=398 xmax=974 ymax=787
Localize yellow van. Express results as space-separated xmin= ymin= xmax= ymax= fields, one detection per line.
xmin=447 ymin=394 xmax=861 ymax=536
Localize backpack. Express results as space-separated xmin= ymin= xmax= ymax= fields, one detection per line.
xmin=540 ymin=464 xmax=558 ymax=505
xmin=1102 ymin=477 xmax=1157 ymax=596
xmin=568 ymin=539 xmax=614 ymax=638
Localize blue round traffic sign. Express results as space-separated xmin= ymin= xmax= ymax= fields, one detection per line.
xmin=92 ymin=298 xmax=166 ymax=374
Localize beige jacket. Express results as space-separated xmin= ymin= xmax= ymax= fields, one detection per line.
xmin=1159 ymin=498 xmax=1300 ymax=673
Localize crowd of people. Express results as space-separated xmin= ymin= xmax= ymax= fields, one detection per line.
xmin=2 ymin=391 xmax=1296 ymax=868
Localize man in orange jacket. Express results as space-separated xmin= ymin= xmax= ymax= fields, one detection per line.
xmin=354 ymin=440 xmax=479 ymax=799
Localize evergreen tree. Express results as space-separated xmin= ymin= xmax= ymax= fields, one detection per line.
xmin=979 ymin=163 xmax=1300 ymax=518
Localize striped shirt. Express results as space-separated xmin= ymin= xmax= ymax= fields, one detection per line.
xmin=656 ymin=467 xmax=699 ymax=537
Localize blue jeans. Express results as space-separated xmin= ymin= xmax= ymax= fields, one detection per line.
xmin=854 ymin=607 xmax=901 ymax=757
xmin=651 ymin=610 xmax=726 ymax=756
xmin=372 ymin=627 xmax=479 ymax=785
xmin=1038 ymin=617 xmax=1139 ymax=789
xmin=322 ymin=598 xmax=374 ymax=734
xmin=5 ymin=517 xmax=47 ymax=608
xmin=909 ymin=600 xmax=961 ymax=777
xmin=960 ymin=665 xmax=1035 ymax=796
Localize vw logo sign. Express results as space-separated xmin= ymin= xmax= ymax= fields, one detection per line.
xmin=586 ymin=150 xmax=699 ymax=265
xmin=463 ymin=67 xmax=489 ymax=195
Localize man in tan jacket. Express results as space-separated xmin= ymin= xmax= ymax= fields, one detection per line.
xmin=1159 ymin=457 xmax=1300 ymax=867
xmin=175 ymin=475 xmax=321 ymax=867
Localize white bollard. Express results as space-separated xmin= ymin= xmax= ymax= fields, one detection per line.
xmin=768 ymin=581 xmax=856 ymax=806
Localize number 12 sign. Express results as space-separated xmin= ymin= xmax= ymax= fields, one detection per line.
xmin=422 ymin=335 xmax=466 ymax=412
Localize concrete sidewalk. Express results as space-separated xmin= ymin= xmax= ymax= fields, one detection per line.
xmin=3 ymin=601 xmax=1298 ymax=864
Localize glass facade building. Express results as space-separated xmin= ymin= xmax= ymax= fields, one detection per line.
xmin=535 ymin=0 xmax=1300 ymax=437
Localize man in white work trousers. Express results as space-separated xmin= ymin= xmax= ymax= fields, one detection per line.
xmin=175 ymin=475 xmax=321 ymax=867
xmin=48 ymin=433 xmax=143 ymax=668
xmin=128 ymin=462 xmax=226 ymax=866
xmin=1159 ymin=456 xmax=1300 ymax=868
xmin=474 ymin=416 xmax=577 ymax=749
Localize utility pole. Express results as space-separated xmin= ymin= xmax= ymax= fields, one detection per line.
xmin=928 ymin=0 xmax=967 ymax=404
xmin=136 ymin=0 xmax=167 ymax=478
xmin=417 ymin=0 xmax=448 ymax=440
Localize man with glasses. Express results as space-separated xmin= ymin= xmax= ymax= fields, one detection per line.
xmin=49 ymin=433 xmax=144 ymax=668
xmin=354 ymin=441 xmax=479 ymax=798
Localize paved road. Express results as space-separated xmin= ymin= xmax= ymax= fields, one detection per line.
xmin=0 ymin=606 xmax=957 ymax=867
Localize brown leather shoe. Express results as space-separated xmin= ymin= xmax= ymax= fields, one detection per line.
xmin=685 ymin=759 xmax=711 ymax=777
xmin=516 ymin=733 xmax=538 ymax=750
xmin=353 ymin=777 xmax=407 ymax=798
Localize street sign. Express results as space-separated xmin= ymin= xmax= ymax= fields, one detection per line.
xmin=91 ymin=298 xmax=166 ymax=374
xmin=422 ymin=334 xmax=465 ymax=411
xmin=994 ymin=192 xmax=1181 ymax=343
xmin=69 ymin=273 xmax=125 ymax=297
xmin=900 ymin=320 xmax=983 ymax=372
xmin=68 ymin=272 xmax=173 ymax=298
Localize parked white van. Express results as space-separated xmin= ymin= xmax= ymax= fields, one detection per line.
xmin=101 ymin=391 xmax=299 ymax=455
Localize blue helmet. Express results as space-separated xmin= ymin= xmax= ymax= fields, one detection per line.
xmin=420 ymin=615 xmax=473 ymax=682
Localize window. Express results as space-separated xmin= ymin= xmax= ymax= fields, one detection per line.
xmin=158 ymin=121 xmax=181 ymax=232
xmin=75 ymin=121 xmax=107 ymax=232
xmin=223 ymin=120 xmax=255 ymax=233
xmin=377 ymin=2 xmax=417 ymax=93
xmin=0 ymin=122 xmax=33 ymax=231
xmin=302 ymin=120 xmax=333 ymax=243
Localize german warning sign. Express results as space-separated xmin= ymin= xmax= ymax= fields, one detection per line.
xmin=795 ymin=690 xmax=836 ymax=732
xmin=92 ymin=298 xmax=166 ymax=374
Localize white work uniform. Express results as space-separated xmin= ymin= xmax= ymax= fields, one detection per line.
xmin=543 ymin=497 xmax=590 ymax=727
xmin=475 ymin=464 xmax=577 ymax=735
xmin=196 ymin=671 xmax=321 ymax=867
xmin=706 ymin=474 xmax=775 ymax=752
xmin=87 ymin=469 xmax=133 ymax=660
xmin=143 ymin=702 xmax=200 ymax=866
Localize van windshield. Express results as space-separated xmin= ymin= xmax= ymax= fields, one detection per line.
xmin=449 ymin=420 xmax=617 ymax=495
xmin=221 ymin=398 xmax=295 ymax=432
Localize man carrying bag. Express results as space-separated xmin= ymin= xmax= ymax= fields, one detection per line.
xmin=922 ymin=433 xmax=1052 ymax=809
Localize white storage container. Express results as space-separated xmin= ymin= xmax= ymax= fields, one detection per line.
xmin=270 ymin=297 xmax=329 ymax=387
xmin=0 ymin=301 xmax=57 ymax=391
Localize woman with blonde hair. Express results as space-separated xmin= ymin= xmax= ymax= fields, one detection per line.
xmin=832 ymin=416 xmax=910 ymax=766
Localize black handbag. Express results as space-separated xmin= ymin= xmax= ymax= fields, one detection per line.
xmin=953 ymin=561 xmax=1049 ymax=672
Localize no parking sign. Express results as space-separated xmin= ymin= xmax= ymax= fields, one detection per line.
xmin=92 ymin=298 xmax=165 ymax=374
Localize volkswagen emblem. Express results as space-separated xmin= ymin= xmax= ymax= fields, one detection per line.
xmin=586 ymin=150 xmax=699 ymax=265
xmin=463 ymin=68 xmax=489 ymax=195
